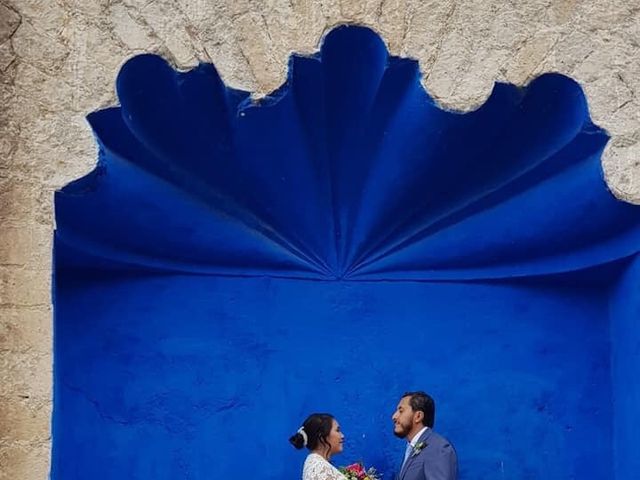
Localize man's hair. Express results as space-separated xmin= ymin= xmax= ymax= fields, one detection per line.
xmin=402 ymin=391 xmax=435 ymax=428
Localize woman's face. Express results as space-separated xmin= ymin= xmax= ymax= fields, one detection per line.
xmin=327 ymin=419 xmax=345 ymax=455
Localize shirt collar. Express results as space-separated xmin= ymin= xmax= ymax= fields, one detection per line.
xmin=408 ymin=426 xmax=429 ymax=447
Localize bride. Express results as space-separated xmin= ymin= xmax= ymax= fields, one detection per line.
xmin=290 ymin=413 xmax=347 ymax=480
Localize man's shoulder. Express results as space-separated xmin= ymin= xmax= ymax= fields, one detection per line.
xmin=424 ymin=429 xmax=455 ymax=451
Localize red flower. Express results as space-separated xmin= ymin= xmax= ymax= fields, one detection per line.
xmin=344 ymin=463 xmax=366 ymax=478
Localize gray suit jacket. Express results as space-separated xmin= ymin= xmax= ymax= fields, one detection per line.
xmin=396 ymin=429 xmax=457 ymax=480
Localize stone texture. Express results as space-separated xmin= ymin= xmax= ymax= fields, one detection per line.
xmin=0 ymin=306 xmax=51 ymax=354
xmin=0 ymin=3 xmax=20 ymax=44
xmin=1 ymin=0 xmax=639 ymax=478
xmin=0 ymin=396 xmax=51 ymax=443
xmin=0 ymin=444 xmax=50 ymax=480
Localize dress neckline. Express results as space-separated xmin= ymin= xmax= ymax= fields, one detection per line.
xmin=309 ymin=452 xmax=337 ymax=464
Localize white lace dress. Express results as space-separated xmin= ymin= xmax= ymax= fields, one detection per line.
xmin=302 ymin=453 xmax=347 ymax=480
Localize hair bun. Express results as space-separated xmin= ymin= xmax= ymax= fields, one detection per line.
xmin=289 ymin=432 xmax=305 ymax=450
xmin=290 ymin=413 xmax=334 ymax=452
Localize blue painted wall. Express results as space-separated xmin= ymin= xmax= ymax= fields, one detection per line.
xmin=53 ymin=272 xmax=613 ymax=479
xmin=52 ymin=25 xmax=640 ymax=480
xmin=610 ymin=256 xmax=640 ymax=479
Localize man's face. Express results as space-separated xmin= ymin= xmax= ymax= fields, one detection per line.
xmin=392 ymin=396 xmax=417 ymax=438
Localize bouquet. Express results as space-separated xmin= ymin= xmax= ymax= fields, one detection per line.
xmin=339 ymin=462 xmax=382 ymax=480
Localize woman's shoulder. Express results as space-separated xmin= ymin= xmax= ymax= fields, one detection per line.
xmin=303 ymin=453 xmax=324 ymax=467
xmin=302 ymin=453 xmax=345 ymax=480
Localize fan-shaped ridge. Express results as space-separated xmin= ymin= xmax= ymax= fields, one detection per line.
xmin=55 ymin=25 xmax=640 ymax=281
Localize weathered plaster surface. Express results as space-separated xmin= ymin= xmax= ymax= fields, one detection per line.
xmin=0 ymin=0 xmax=638 ymax=477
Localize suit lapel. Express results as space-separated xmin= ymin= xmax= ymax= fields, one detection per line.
xmin=399 ymin=429 xmax=433 ymax=480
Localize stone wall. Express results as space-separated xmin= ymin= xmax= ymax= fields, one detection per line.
xmin=1 ymin=1 xmax=638 ymax=478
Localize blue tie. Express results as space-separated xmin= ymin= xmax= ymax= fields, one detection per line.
xmin=401 ymin=443 xmax=412 ymax=470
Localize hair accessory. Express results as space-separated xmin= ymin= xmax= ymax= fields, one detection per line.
xmin=297 ymin=427 xmax=308 ymax=447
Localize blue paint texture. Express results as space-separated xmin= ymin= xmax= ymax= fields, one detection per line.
xmin=610 ymin=256 xmax=640 ymax=479
xmin=53 ymin=26 xmax=640 ymax=479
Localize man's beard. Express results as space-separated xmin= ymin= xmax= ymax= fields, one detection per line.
xmin=393 ymin=421 xmax=411 ymax=438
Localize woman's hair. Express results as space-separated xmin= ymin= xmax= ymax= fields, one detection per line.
xmin=289 ymin=413 xmax=335 ymax=451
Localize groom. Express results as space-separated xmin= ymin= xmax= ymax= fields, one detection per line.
xmin=392 ymin=391 xmax=457 ymax=480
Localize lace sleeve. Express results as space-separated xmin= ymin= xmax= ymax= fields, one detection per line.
xmin=303 ymin=455 xmax=346 ymax=480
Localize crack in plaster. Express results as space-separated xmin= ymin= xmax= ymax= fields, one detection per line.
xmin=0 ymin=1 xmax=22 ymax=41
xmin=61 ymin=379 xmax=248 ymax=432
xmin=421 ymin=0 xmax=457 ymax=83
